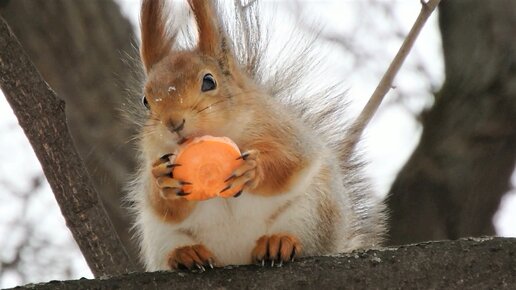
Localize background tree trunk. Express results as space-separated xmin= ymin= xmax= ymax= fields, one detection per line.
xmin=0 ymin=15 xmax=136 ymax=275
xmin=0 ymin=0 xmax=142 ymax=265
xmin=387 ymin=0 xmax=516 ymax=245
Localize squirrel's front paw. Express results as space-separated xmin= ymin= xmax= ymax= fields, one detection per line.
xmin=222 ymin=149 xmax=261 ymax=197
xmin=152 ymin=153 xmax=191 ymax=199
xmin=167 ymin=244 xmax=216 ymax=272
xmin=251 ymin=234 xmax=301 ymax=267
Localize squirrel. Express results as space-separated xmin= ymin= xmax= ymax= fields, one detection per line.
xmin=128 ymin=0 xmax=386 ymax=271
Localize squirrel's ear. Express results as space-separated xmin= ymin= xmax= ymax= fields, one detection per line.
xmin=189 ymin=0 xmax=231 ymax=59
xmin=140 ymin=0 xmax=173 ymax=73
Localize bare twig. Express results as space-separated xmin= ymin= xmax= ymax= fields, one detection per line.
xmin=0 ymin=16 xmax=137 ymax=276
xmin=345 ymin=0 xmax=442 ymax=154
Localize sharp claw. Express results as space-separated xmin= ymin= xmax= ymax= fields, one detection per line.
xmin=278 ymin=260 xmax=283 ymax=267
xmin=233 ymin=190 xmax=243 ymax=198
xmin=237 ymin=152 xmax=250 ymax=160
xmin=291 ymin=248 xmax=297 ymax=261
xmin=176 ymin=190 xmax=191 ymax=196
xmin=166 ymin=163 xmax=182 ymax=168
xmin=196 ymin=264 xmax=205 ymax=272
xmin=220 ymin=184 xmax=231 ymax=193
xmin=224 ymin=174 xmax=235 ymax=182
xmin=181 ymin=181 xmax=192 ymax=185
xmin=261 ymin=260 xmax=265 ymax=267
xmin=271 ymin=260 xmax=275 ymax=267
xmin=209 ymin=262 xmax=214 ymax=269
xmin=160 ymin=153 xmax=174 ymax=161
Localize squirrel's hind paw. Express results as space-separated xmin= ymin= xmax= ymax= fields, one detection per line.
xmin=167 ymin=244 xmax=217 ymax=272
xmin=251 ymin=234 xmax=301 ymax=267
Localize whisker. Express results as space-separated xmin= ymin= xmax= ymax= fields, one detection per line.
xmin=224 ymin=88 xmax=261 ymax=100
xmin=191 ymin=93 xmax=204 ymax=112
xmin=197 ymin=99 xmax=227 ymax=113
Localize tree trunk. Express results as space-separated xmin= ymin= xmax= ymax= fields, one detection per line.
xmin=0 ymin=15 xmax=136 ymax=276
xmin=387 ymin=0 xmax=516 ymax=245
xmin=0 ymin=0 xmax=142 ymax=264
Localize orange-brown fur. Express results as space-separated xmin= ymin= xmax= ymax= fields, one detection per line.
xmin=251 ymin=234 xmax=301 ymax=264
xmin=141 ymin=0 xmax=309 ymax=219
xmin=149 ymin=180 xmax=196 ymax=223
xmin=140 ymin=0 xmax=173 ymax=72
xmin=133 ymin=0 xmax=386 ymax=271
xmin=167 ymin=244 xmax=216 ymax=270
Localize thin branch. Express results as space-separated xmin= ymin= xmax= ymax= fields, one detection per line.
xmin=346 ymin=0 xmax=442 ymax=154
xmin=0 ymin=16 xmax=137 ymax=276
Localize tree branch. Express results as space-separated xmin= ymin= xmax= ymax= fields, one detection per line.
xmin=0 ymin=15 xmax=136 ymax=276
xmin=346 ymin=0 xmax=441 ymax=153
xmin=8 ymin=237 xmax=516 ymax=289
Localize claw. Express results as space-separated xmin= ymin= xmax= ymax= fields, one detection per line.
xmin=237 ymin=152 xmax=250 ymax=160
xmin=233 ymin=190 xmax=243 ymax=198
xmin=176 ymin=189 xmax=191 ymax=196
xmin=224 ymin=174 xmax=235 ymax=183
xmin=166 ymin=163 xmax=182 ymax=168
xmin=261 ymin=260 xmax=265 ymax=267
xmin=219 ymin=184 xmax=231 ymax=193
xmin=278 ymin=260 xmax=283 ymax=267
xmin=271 ymin=260 xmax=275 ymax=267
xmin=180 ymin=181 xmax=192 ymax=185
xmin=160 ymin=153 xmax=174 ymax=161
xmin=196 ymin=264 xmax=205 ymax=272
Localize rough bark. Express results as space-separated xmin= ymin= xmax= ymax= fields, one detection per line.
xmin=0 ymin=15 xmax=136 ymax=276
xmin=387 ymin=0 xmax=516 ymax=245
xmin=7 ymin=238 xmax=516 ymax=289
xmin=0 ymin=0 xmax=142 ymax=263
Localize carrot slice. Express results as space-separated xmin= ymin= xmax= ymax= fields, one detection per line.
xmin=173 ymin=136 xmax=244 ymax=201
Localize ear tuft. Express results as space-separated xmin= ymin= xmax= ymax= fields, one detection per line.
xmin=188 ymin=0 xmax=224 ymax=57
xmin=140 ymin=0 xmax=174 ymax=73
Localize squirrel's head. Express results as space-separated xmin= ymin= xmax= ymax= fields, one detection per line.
xmin=139 ymin=0 xmax=253 ymax=144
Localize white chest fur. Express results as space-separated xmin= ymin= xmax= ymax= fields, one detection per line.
xmin=136 ymin=152 xmax=326 ymax=271
xmin=138 ymin=191 xmax=295 ymax=270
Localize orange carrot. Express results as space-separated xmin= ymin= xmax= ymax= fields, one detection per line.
xmin=173 ymin=136 xmax=244 ymax=201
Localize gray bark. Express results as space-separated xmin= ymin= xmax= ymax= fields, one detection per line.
xmin=8 ymin=238 xmax=516 ymax=290
xmin=0 ymin=0 xmax=142 ymax=263
xmin=387 ymin=0 xmax=516 ymax=245
xmin=0 ymin=15 xmax=136 ymax=276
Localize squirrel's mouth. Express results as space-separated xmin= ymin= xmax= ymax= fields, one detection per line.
xmin=176 ymin=131 xmax=206 ymax=145
xmin=177 ymin=136 xmax=189 ymax=145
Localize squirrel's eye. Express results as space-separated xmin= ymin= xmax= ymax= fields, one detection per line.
xmin=142 ymin=95 xmax=150 ymax=109
xmin=201 ymin=73 xmax=217 ymax=92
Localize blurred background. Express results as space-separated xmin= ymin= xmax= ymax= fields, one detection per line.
xmin=0 ymin=0 xmax=515 ymax=288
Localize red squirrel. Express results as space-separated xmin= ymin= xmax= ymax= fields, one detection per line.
xmin=129 ymin=0 xmax=386 ymax=271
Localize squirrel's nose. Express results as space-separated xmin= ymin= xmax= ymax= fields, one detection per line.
xmin=167 ymin=118 xmax=186 ymax=133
